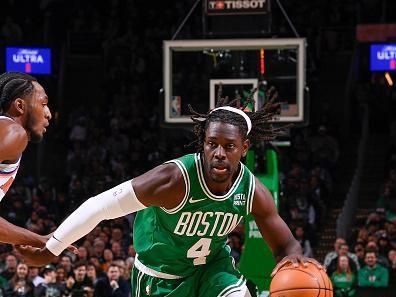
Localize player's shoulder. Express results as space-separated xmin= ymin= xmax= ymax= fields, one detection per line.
xmin=253 ymin=176 xmax=269 ymax=194
xmin=0 ymin=120 xmax=27 ymax=141
xmin=251 ymin=176 xmax=277 ymax=214
xmin=135 ymin=161 xmax=184 ymax=188
xmin=0 ymin=120 xmax=28 ymax=161
xmin=132 ymin=161 xmax=186 ymax=207
xmin=155 ymin=162 xmax=185 ymax=183
xmin=0 ymin=118 xmax=25 ymax=134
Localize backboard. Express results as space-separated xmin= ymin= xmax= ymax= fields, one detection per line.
xmin=163 ymin=38 xmax=306 ymax=124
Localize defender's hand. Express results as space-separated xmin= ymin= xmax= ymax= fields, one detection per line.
xmin=15 ymin=245 xmax=57 ymax=267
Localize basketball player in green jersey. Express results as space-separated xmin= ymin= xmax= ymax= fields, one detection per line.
xmin=18 ymin=95 xmax=321 ymax=296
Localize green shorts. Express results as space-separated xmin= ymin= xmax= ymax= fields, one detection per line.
xmin=131 ymin=255 xmax=246 ymax=297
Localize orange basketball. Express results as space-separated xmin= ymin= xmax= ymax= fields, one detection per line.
xmin=270 ymin=262 xmax=333 ymax=297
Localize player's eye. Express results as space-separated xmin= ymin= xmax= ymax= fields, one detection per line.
xmin=207 ymin=141 xmax=216 ymax=147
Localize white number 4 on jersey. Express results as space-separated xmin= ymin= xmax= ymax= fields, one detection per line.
xmin=187 ymin=238 xmax=212 ymax=265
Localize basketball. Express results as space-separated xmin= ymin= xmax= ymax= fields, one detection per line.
xmin=270 ymin=262 xmax=333 ymax=297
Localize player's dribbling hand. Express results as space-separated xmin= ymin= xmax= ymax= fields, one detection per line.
xmin=271 ymin=255 xmax=324 ymax=277
xmin=15 ymin=246 xmax=57 ymax=267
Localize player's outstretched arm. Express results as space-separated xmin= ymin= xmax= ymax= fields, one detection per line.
xmin=17 ymin=163 xmax=185 ymax=266
xmin=0 ymin=217 xmax=47 ymax=246
xmin=251 ymin=178 xmax=322 ymax=275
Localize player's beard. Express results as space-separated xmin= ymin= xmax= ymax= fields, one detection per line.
xmin=204 ymin=157 xmax=232 ymax=183
xmin=26 ymin=112 xmax=43 ymax=143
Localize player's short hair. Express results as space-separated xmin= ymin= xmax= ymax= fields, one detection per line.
xmin=0 ymin=72 xmax=37 ymax=114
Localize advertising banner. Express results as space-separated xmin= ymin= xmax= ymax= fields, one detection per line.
xmin=6 ymin=47 xmax=51 ymax=75
xmin=206 ymin=0 xmax=269 ymax=15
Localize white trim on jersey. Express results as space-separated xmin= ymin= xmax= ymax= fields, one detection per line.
xmin=135 ymin=270 xmax=143 ymax=296
xmin=160 ymin=159 xmax=190 ymax=214
xmin=217 ymin=276 xmax=246 ymax=297
xmin=134 ymin=255 xmax=183 ymax=279
xmin=246 ymin=174 xmax=256 ymax=215
xmin=0 ymin=160 xmax=20 ymax=174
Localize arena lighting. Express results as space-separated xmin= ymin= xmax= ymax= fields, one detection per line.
xmin=260 ymin=48 xmax=265 ymax=75
xmin=385 ymin=72 xmax=393 ymax=86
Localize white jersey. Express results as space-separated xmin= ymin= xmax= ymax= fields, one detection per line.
xmin=0 ymin=116 xmax=21 ymax=202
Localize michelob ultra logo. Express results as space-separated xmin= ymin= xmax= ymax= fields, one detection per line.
xmin=6 ymin=47 xmax=52 ymax=75
xmin=206 ymin=0 xmax=269 ymax=15
xmin=370 ymin=44 xmax=396 ymax=71
xmin=12 ymin=49 xmax=45 ymax=63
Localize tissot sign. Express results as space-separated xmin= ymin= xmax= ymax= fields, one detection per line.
xmin=206 ymin=0 xmax=269 ymax=15
xmin=370 ymin=44 xmax=396 ymax=71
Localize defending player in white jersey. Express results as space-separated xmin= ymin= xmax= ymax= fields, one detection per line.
xmin=0 ymin=71 xmax=52 ymax=247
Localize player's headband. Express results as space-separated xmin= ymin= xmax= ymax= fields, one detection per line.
xmin=210 ymin=106 xmax=252 ymax=135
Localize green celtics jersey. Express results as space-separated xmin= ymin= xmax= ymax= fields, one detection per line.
xmin=133 ymin=153 xmax=256 ymax=277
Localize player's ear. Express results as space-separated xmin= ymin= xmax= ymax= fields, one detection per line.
xmin=242 ymin=139 xmax=250 ymax=157
xmin=13 ymin=98 xmax=26 ymax=115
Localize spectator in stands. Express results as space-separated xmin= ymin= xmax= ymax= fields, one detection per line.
xmin=377 ymin=182 xmax=396 ymax=222
xmin=55 ymin=265 xmax=66 ymax=285
xmin=110 ymin=242 xmax=125 ymax=260
xmin=127 ymin=245 xmax=136 ymax=259
xmin=294 ymin=226 xmax=313 ymax=257
xmin=65 ymin=261 xmax=92 ymax=297
xmin=28 ymin=267 xmax=44 ymax=287
xmin=86 ymin=263 xmax=98 ymax=287
xmin=123 ymin=257 xmax=134 ymax=284
xmin=324 ymin=238 xmax=345 ymax=267
xmin=358 ymin=251 xmax=389 ymax=288
xmin=378 ymin=233 xmax=391 ymax=257
xmin=59 ymin=255 xmax=73 ymax=277
xmin=76 ymin=247 xmax=89 ymax=262
xmin=98 ymin=232 xmax=109 ymax=249
xmin=93 ymin=263 xmax=128 ymax=297
xmin=33 ymin=264 xmax=66 ymax=297
xmin=356 ymin=228 xmax=369 ymax=245
xmin=311 ymin=164 xmax=333 ymax=194
xmin=110 ymin=226 xmax=128 ymax=252
xmin=101 ymin=249 xmax=114 ymax=272
xmin=1 ymin=254 xmax=18 ymax=281
xmin=388 ymin=249 xmax=396 ymax=287
xmin=327 ymin=243 xmax=359 ymax=275
xmin=330 ymin=255 xmax=356 ymax=297
xmin=353 ymin=243 xmax=365 ymax=267
xmin=386 ymin=224 xmax=396 ymax=250
xmin=92 ymin=239 xmax=105 ymax=263
xmin=4 ymin=262 xmax=33 ymax=297
xmin=365 ymin=241 xmax=389 ymax=267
